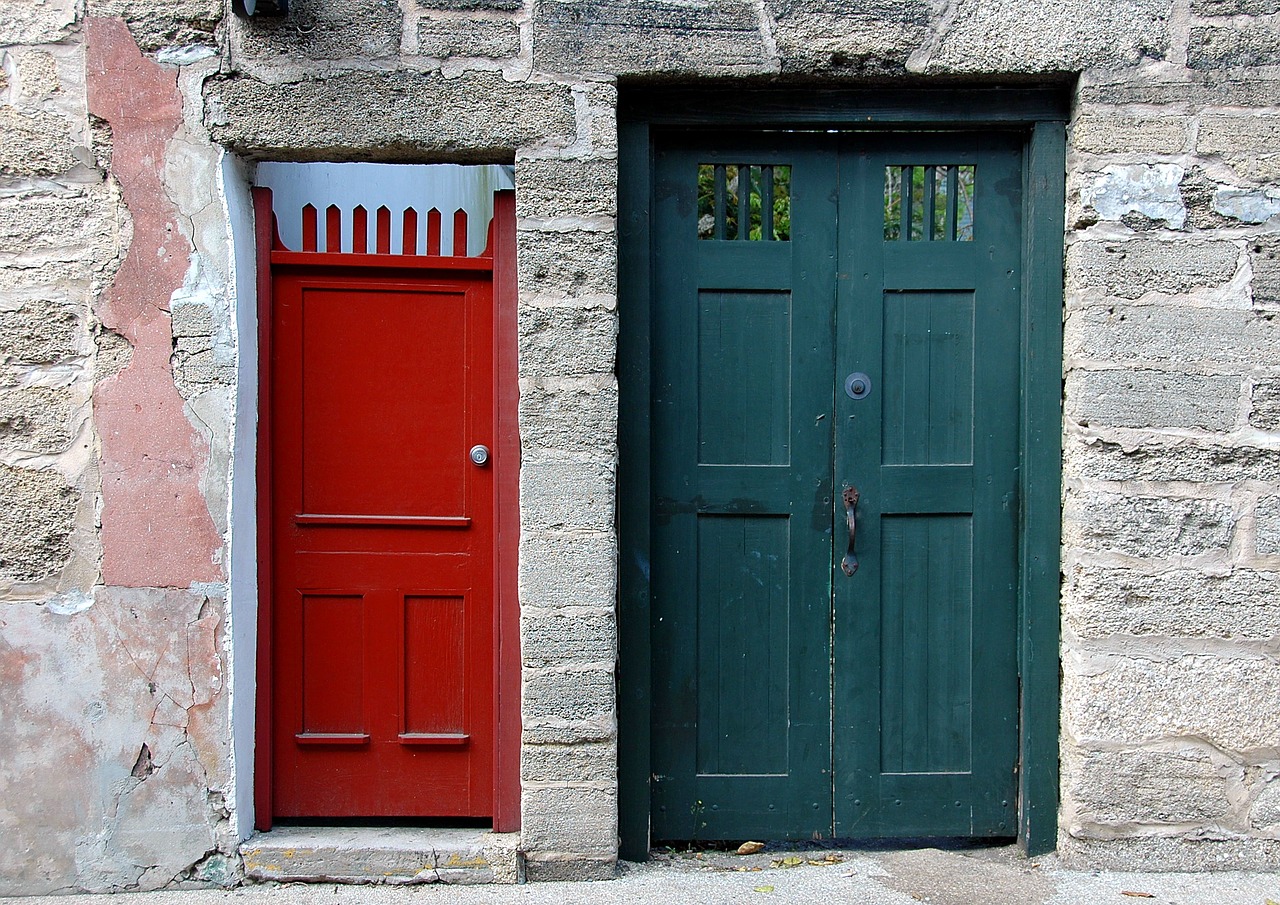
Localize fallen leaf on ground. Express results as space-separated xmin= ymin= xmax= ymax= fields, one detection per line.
xmin=738 ymin=841 xmax=765 ymax=855
xmin=753 ymin=885 xmax=774 ymax=893
xmin=770 ymin=856 xmax=805 ymax=868
xmin=1120 ymin=892 xmax=1154 ymax=899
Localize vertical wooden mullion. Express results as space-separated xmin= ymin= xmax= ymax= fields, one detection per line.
xmin=946 ymin=166 xmax=959 ymax=241
xmin=761 ymin=165 xmax=775 ymax=240
xmin=900 ymin=167 xmax=913 ymax=242
xmin=736 ymin=164 xmax=750 ymax=239
xmin=923 ymin=166 xmax=936 ymax=242
xmin=713 ymin=164 xmax=727 ymax=240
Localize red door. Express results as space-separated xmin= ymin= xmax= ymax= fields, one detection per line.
xmin=263 ymin=205 xmax=500 ymax=819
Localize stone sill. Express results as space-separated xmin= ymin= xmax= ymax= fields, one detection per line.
xmin=240 ymin=825 xmax=521 ymax=885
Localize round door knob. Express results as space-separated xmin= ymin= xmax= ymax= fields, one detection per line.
xmin=844 ymin=372 xmax=872 ymax=400
xmin=469 ymin=444 xmax=490 ymax=466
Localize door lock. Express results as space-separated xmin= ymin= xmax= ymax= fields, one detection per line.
xmin=469 ymin=444 xmax=490 ymax=466
xmin=844 ymin=372 xmax=872 ymax=400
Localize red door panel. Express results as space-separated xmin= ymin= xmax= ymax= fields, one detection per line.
xmin=269 ymin=265 xmax=494 ymax=818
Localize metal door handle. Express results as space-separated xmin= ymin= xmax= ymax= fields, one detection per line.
xmin=469 ymin=444 xmax=490 ymax=466
xmin=840 ymin=486 xmax=859 ymax=576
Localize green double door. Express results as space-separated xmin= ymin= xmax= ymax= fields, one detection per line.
xmin=650 ymin=131 xmax=1023 ymax=840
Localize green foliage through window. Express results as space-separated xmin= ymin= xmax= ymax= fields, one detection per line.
xmin=697 ymin=164 xmax=791 ymax=241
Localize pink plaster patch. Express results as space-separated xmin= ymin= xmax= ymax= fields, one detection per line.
xmin=87 ymin=18 xmax=222 ymax=588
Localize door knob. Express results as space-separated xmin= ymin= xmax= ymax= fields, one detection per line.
xmin=469 ymin=445 xmax=490 ymax=466
xmin=844 ymin=372 xmax=872 ymax=400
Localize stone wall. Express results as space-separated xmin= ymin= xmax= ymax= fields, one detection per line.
xmin=1 ymin=0 xmax=1279 ymax=891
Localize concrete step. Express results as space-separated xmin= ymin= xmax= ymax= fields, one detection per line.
xmin=240 ymin=826 xmax=520 ymax=885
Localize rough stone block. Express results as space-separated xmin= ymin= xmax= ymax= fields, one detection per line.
xmin=523 ymin=667 xmax=614 ymax=724
xmin=1064 ymin=490 xmax=1233 ymax=557
xmin=0 ymin=386 xmax=75 ymax=455
xmin=1066 ymin=239 xmax=1239 ymax=299
xmin=1064 ymin=654 xmax=1280 ymax=752
xmin=522 ymin=719 xmax=614 ymax=745
xmin=0 ymin=108 xmax=79 ymax=178
xmin=1064 ymin=563 xmax=1280 ymax=639
xmin=1189 ymin=23 xmax=1280 ymax=69
xmin=0 ymin=299 xmax=80 ymax=365
xmin=1065 ymin=304 xmax=1279 ymax=367
xmin=519 ymin=459 xmax=615 ymax=531
xmin=532 ymin=0 xmax=767 ymax=75
xmin=519 ymin=531 xmax=616 ymax=608
xmin=1079 ymin=165 xmax=1185 ymax=229
xmin=1057 ymin=833 xmax=1280 ymax=871
xmin=516 ymin=157 xmax=618 ymax=222
xmin=1251 ymin=781 xmax=1280 ymax=829
xmin=205 ymin=70 xmax=576 ymax=161
xmin=521 ymin=785 xmax=617 ymax=855
xmin=1214 ymin=185 xmax=1280 ymax=225
xmin=0 ymin=0 xmax=77 ymax=44
xmin=1193 ymin=0 xmax=1280 ymax=10
xmin=1250 ymin=377 xmax=1280 ymax=430
xmin=417 ymin=15 xmax=520 ymax=58
xmin=519 ymin=304 xmax=617 ymax=377
xmin=230 ymin=0 xmax=401 ymax=64
xmin=522 ymin=854 xmax=617 ymax=881
xmin=1255 ymin=496 xmax=1280 ymax=554
xmin=519 ymin=378 xmax=617 ymax=455
xmin=522 ymin=741 xmax=617 ymax=784
xmin=765 ymin=0 xmax=928 ymax=74
xmin=418 ymin=0 xmax=520 ymax=8
xmin=1079 ymin=74 xmax=1280 ymax=108
xmin=0 ymin=192 xmax=112 ymax=263
xmin=0 ymin=464 xmax=78 ymax=583
xmin=522 ymin=608 xmax=616 ymax=667
xmin=1252 ymin=237 xmax=1280 ymax=307
xmin=1199 ymin=114 xmax=1280 ymax=182
xmin=1065 ymin=436 xmax=1280 ymax=484
xmin=1180 ymin=166 xmax=1233 ymax=230
xmin=1064 ymin=747 xmax=1230 ymax=825
xmin=1067 ymin=370 xmax=1240 ymax=432
xmin=922 ymin=0 xmax=1169 ymax=73
xmin=1072 ymin=111 xmax=1189 ymax=156
xmin=517 ymin=228 xmax=617 ymax=298
xmin=91 ymin=0 xmax=222 ymax=50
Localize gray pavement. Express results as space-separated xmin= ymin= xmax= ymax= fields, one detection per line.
xmin=6 ymin=844 xmax=1280 ymax=905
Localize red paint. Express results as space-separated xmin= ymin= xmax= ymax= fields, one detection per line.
xmin=86 ymin=18 xmax=222 ymax=588
xmin=262 ymin=201 xmax=510 ymax=819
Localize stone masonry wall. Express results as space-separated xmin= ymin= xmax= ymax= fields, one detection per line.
xmin=1 ymin=0 xmax=1279 ymax=892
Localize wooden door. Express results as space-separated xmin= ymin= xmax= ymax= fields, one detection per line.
xmin=266 ymin=242 xmax=496 ymax=818
xmin=649 ymin=132 xmax=1022 ymax=841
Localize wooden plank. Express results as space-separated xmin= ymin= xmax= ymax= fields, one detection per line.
xmin=403 ymin=207 xmax=418 ymax=256
xmin=427 ymin=208 xmax=442 ymax=256
xmin=270 ymin=251 xmax=493 ymax=272
xmin=302 ymin=203 xmax=317 ymax=252
xmin=325 ymin=205 xmax=341 ymax=253
xmin=454 ymin=209 xmax=468 ymax=257
xmin=376 ymin=206 xmax=391 ymax=254
xmin=353 ymin=205 xmax=368 ymax=254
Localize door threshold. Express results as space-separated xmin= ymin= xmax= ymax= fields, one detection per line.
xmin=241 ymin=824 xmax=521 ymax=885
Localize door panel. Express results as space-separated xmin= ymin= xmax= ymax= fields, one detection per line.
xmin=651 ymin=131 xmax=1022 ymax=841
xmin=271 ymin=267 xmax=494 ymax=818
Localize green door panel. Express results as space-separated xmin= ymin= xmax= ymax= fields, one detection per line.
xmin=650 ymin=131 xmax=1022 ymax=842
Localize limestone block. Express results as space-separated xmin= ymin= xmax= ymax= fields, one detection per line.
xmin=765 ymin=0 xmax=928 ymax=74
xmin=1064 ymin=654 xmax=1280 ymax=752
xmin=1180 ymin=166 xmax=1234 ymax=230
xmin=205 ymin=70 xmax=576 ymax=161
xmin=519 ymin=304 xmax=617 ymax=377
xmin=1072 ymin=111 xmax=1189 ymax=156
xmin=1065 ymin=304 xmax=1279 ymax=368
xmin=0 ymin=386 xmax=75 ymax=455
xmin=1080 ymin=74 xmax=1280 ymax=108
xmin=1199 ymin=114 xmax=1280 ymax=182
xmin=521 ymin=608 xmax=616 ymax=667
xmin=1250 ymin=377 xmax=1280 ymax=430
xmin=1065 ymin=490 xmax=1233 ymax=557
xmin=532 ymin=0 xmax=767 ymax=75
xmin=1065 ymin=436 xmax=1280 ymax=483
xmin=169 ymin=300 xmax=214 ymax=338
xmin=522 ymin=854 xmax=616 ymax=881
xmin=0 ymin=464 xmax=78 ymax=583
xmin=1066 ymin=239 xmax=1238 ymax=299
xmin=0 ymin=299 xmax=80 ymax=365
xmin=1214 ymin=185 xmax=1280 ymax=225
xmin=518 ymin=378 xmax=617 ymax=455
xmin=1058 ymin=833 xmax=1280 ymax=871
xmin=584 ymin=82 xmax=617 ymax=156
xmin=1064 ymin=747 xmax=1230 ymax=825
xmin=922 ymin=0 xmax=1169 ymax=73
xmin=521 ymin=718 xmax=614 ymax=745
xmin=0 ymin=0 xmax=77 ymax=44
xmin=229 ymin=0 xmax=402 ymax=64
xmin=523 ymin=667 xmax=614 ymax=724
xmin=1193 ymin=0 xmax=1280 ymax=11
xmin=517 ymin=228 xmax=617 ymax=298
xmin=1067 ymin=370 xmax=1239 ymax=432
xmin=520 ymin=459 xmax=615 ymax=531
xmin=1251 ymin=781 xmax=1280 ymax=830
xmin=516 ymin=157 xmax=618 ymax=222
xmin=0 ymin=589 xmax=230 ymax=894
xmin=0 ymin=192 xmax=114 ymax=264
xmin=417 ymin=16 xmax=521 ymax=58
xmin=1189 ymin=23 xmax=1280 ymax=69
xmin=1079 ymin=165 xmax=1185 ymax=229
xmin=520 ymin=785 xmax=617 ymax=855
xmin=1252 ymin=237 xmax=1280 ymax=307
xmin=90 ymin=0 xmax=222 ymax=50
xmin=418 ymin=0 xmax=520 ymax=8
xmin=519 ymin=530 xmax=616 ymax=607
xmin=1064 ymin=563 xmax=1280 ymax=639
xmin=0 ymin=108 xmax=79 ymax=178
xmin=522 ymin=740 xmax=617 ymax=783
xmin=1255 ymin=496 xmax=1280 ymax=554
